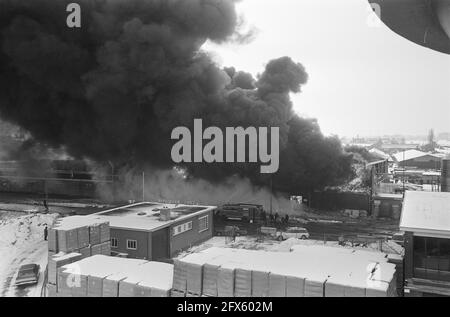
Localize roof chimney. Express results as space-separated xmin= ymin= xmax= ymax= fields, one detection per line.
xmin=160 ymin=208 xmax=171 ymax=221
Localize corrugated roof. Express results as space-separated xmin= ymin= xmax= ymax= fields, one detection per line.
xmin=400 ymin=191 xmax=450 ymax=237
xmin=393 ymin=150 xmax=440 ymax=162
xmin=369 ymin=148 xmax=391 ymax=160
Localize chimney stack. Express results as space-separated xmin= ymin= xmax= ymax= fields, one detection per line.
xmin=160 ymin=208 xmax=171 ymax=221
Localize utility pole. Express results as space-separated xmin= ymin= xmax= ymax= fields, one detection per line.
xmin=369 ymin=166 xmax=374 ymax=215
xmin=108 ymin=161 xmax=115 ymax=202
xmin=402 ymin=149 xmax=406 ymax=198
xmin=270 ymin=175 xmax=273 ymax=215
xmin=142 ymin=171 xmax=145 ymax=202
xmin=108 ymin=161 xmax=114 ymax=182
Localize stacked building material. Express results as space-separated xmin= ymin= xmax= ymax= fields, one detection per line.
xmin=90 ymin=243 xmax=103 ymax=256
xmin=89 ymin=223 xmax=101 ymax=245
xmin=99 ymin=222 xmax=110 ymax=243
xmin=48 ymin=228 xmax=58 ymax=252
xmin=118 ymin=278 xmax=137 ymax=297
xmin=172 ymin=259 xmax=188 ymax=293
xmin=78 ymin=247 xmax=91 ymax=259
xmin=99 ymin=241 xmax=111 ymax=256
xmin=54 ymin=255 xmax=173 ymax=297
xmin=77 ymin=226 xmax=90 ymax=249
xmin=251 ymin=270 xmax=270 ymax=297
xmin=47 ymin=252 xmax=82 ymax=296
xmin=135 ymin=262 xmax=174 ymax=297
xmin=46 ymin=283 xmax=57 ymax=297
xmin=285 ymin=274 xmax=305 ymax=297
xmin=171 ymin=248 xmax=225 ymax=296
xmin=174 ymin=246 xmax=398 ymax=297
xmin=103 ymin=273 xmax=128 ymax=297
xmin=387 ymin=254 xmax=404 ymax=296
xmin=268 ymin=273 xmax=286 ymax=297
xmin=171 ymin=289 xmax=186 ymax=297
xmin=202 ymin=258 xmax=223 ymax=297
xmin=50 ymin=216 xmax=111 ymax=257
xmin=57 ymin=228 xmax=79 ymax=253
xmin=234 ymin=264 xmax=252 ymax=297
xmin=217 ymin=262 xmax=236 ymax=297
xmin=185 ymin=255 xmax=206 ymax=296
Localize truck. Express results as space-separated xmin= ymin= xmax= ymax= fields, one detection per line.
xmin=214 ymin=203 xmax=266 ymax=224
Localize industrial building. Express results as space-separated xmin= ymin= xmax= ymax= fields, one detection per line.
xmin=400 ymin=191 xmax=450 ymax=296
xmin=85 ymin=202 xmax=216 ymax=261
xmin=393 ymin=150 xmax=442 ymax=170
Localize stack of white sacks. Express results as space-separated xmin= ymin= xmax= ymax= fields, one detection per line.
xmin=52 ymin=255 xmax=174 ymax=297
xmin=172 ymin=245 xmax=397 ymax=297
xmin=47 ymin=216 xmax=111 ymax=296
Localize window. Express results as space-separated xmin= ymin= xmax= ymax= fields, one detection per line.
xmin=126 ymin=239 xmax=137 ymax=250
xmin=111 ymin=237 xmax=118 ymax=248
xmin=413 ymin=236 xmax=450 ymax=282
xmin=199 ymin=215 xmax=209 ymax=233
xmin=173 ymin=221 xmax=193 ymax=236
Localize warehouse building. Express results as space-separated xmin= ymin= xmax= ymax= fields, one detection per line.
xmin=86 ymin=202 xmax=216 ymax=261
xmin=393 ymin=150 xmax=441 ymax=170
xmin=400 ymin=191 xmax=450 ymax=296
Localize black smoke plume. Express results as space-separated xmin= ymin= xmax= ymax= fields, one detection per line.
xmin=0 ymin=0 xmax=353 ymax=196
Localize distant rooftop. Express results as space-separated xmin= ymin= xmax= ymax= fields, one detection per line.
xmin=87 ymin=202 xmax=216 ymax=232
xmin=393 ymin=150 xmax=440 ymax=163
xmin=379 ymin=144 xmax=418 ymax=150
xmin=400 ymin=191 xmax=450 ymax=238
xmin=369 ymin=148 xmax=392 ymax=160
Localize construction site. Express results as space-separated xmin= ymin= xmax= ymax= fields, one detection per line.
xmin=43 ymin=208 xmax=402 ymax=297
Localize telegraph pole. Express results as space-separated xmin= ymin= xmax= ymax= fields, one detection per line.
xmin=402 ymin=149 xmax=406 ymax=198
xmin=270 ymin=175 xmax=273 ymax=215
xmin=142 ymin=171 xmax=145 ymax=202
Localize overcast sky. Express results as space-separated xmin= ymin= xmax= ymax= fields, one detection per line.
xmin=205 ymin=0 xmax=450 ymax=138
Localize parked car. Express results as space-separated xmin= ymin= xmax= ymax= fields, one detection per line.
xmin=215 ymin=204 xmax=265 ymax=223
xmin=259 ymin=226 xmax=278 ymax=237
xmin=15 ymin=264 xmax=40 ymax=287
xmin=276 ymin=227 xmax=310 ymax=241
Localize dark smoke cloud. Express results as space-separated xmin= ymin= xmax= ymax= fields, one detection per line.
xmin=0 ymin=0 xmax=353 ymax=195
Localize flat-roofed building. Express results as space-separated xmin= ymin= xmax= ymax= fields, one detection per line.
xmin=400 ymin=191 xmax=450 ymax=296
xmin=86 ymin=202 xmax=216 ymax=261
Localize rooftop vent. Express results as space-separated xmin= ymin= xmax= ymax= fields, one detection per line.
xmin=160 ymin=209 xmax=171 ymax=221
